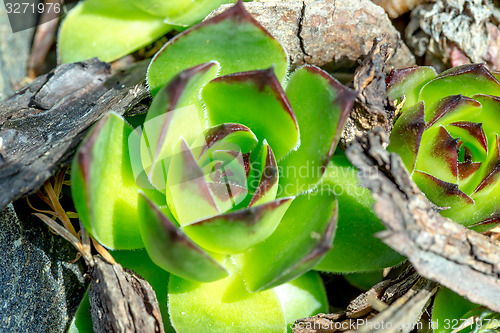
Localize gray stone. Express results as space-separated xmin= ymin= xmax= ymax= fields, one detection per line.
xmin=208 ymin=0 xmax=415 ymax=71
xmin=0 ymin=203 xmax=87 ymax=332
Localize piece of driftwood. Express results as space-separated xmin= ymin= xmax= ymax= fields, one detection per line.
xmin=340 ymin=36 xmax=395 ymax=149
xmin=88 ymin=256 xmax=164 ymax=333
xmin=353 ymin=278 xmax=437 ymax=333
xmin=0 ymin=58 xmax=149 ymax=212
xmin=293 ymin=266 xmax=438 ymax=333
xmin=345 ymin=129 xmax=500 ymax=313
xmin=208 ymin=0 xmax=415 ymax=71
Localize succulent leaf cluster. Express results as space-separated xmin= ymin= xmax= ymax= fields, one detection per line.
xmin=70 ymin=2 xmax=371 ymax=331
xmin=58 ymin=0 xmax=235 ymax=63
xmin=387 ymin=64 xmax=500 ymax=230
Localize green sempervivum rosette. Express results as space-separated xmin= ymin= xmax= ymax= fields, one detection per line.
xmin=387 ymin=64 xmax=500 ymax=231
xmin=71 ymin=2 xmax=358 ymax=331
xmin=58 ymin=0 xmax=235 ymax=63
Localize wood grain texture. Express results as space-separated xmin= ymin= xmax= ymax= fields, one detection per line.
xmin=89 ymin=256 xmax=164 ymax=333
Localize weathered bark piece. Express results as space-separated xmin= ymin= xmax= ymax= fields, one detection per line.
xmin=0 ymin=58 xmax=149 ymax=212
xmin=406 ymin=0 xmax=500 ymax=70
xmin=354 ymin=278 xmax=437 ymax=333
xmin=293 ymin=267 xmax=438 ymax=333
xmin=345 ymin=129 xmax=500 ymax=312
xmin=340 ymin=37 xmax=395 ymax=149
xmin=208 ymin=0 xmax=415 ymax=70
xmin=88 ymin=256 xmax=164 ymax=333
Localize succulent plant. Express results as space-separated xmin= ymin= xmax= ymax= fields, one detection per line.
xmin=69 ymin=2 xmax=367 ymax=331
xmin=58 ymin=0 xmax=235 ymax=63
xmin=387 ymin=64 xmax=500 ymax=231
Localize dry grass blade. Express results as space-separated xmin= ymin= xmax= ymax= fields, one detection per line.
xmin=91 ymin=238 xmax=116 ymax=265
xmin=34 ymin=213 xmax=82 ymax=252
xmin=43 ymin=182 xmax=78 ymax=238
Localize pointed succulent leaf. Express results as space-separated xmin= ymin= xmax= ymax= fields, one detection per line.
xmin=447 ymin=122 xmax=488 ymax=158
xmin=274 ymin=271 xmax=328 ymax=333
xmin=129 ymin=0 xmax=234 ymax=26
xmin=203 ymin=68 xmax=298 ymax=160
xmin=166 ymin=138 xmax=220 ymax=225
xmin=413 ymin=171 xmax=474 ymax=209
xmin=241 ymin=188 xmax=338 ymax=292
xmin=389 ymin=64 xmax=500 ymax=229
xmin=471 ymin=94 xmax=500 ymax=133
xmin=386 ymin=66 xmax=437 ymax=111
xmin=183 ymin=197 xmax=293 ymax=254
xmin=472 ymin=134 xmax=500 ymax=197
xmin=415 ymin=126 xmax=459 ymax=184
xmin=165 ymin=1 xmax=236 ymax=27
xmin=278 ymin=66 xmax=356 ymax=196
xmin=193 ymin=123 xmax=259 ymax=159
xmin=388 ymin=101 xmax=425 ymax=174
xmin=315 ymin=153 xmax=405 ymax=272
xmin=248 ymin=141 xmax=279 ymax=207
xmin=71 ymin=112 xmax=143 ymax=249
xmin=168 ymin=273 xmax=286 ymax=333
xmin=141 ymin=62 xmax=219 ymax=190
xmin=67 ymin=289 xmax=92 ymax=333
xmin=201 ymin=149 xmax=249 ymax=212
xmin=58 ymin=0 xmax=170 ymax=63
xmin=419 ymin=64 xmax=500 ymax=107
xmin=147 ymin=0 xmax=288 ymax=96
xmin=138 ymin=192 xmax=228 ymax=282
xmin=432 ymin=288 xmax=479 ymax=333
xmin=424 ymin=95 xmax=481 ymax=128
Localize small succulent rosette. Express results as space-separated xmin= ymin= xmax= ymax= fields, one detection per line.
xmin=387 ymin=64 xmax=500 ymax=230
xmin=71 ymin=2 xmax=359 ymax=331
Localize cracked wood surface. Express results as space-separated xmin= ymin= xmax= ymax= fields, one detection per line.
xmin=345 ymin=129 xmax=500 ymax=312
xmin=0 ymin=58 xmax=149 ymax=211
xmin=89 ymin=256 xmax=164 ymax=333
xmin=208 ymin=0 xmax=415 ymax=71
